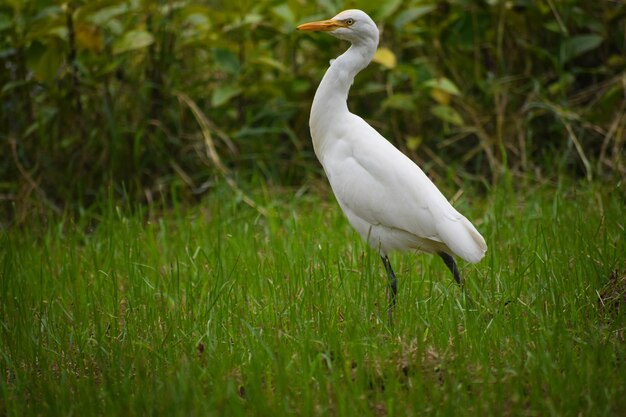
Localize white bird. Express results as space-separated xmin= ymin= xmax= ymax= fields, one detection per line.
xmin=297 ymin=10 xmax=487 ymax=320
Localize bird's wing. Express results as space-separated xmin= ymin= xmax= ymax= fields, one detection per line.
xmin=322 ymin=115 xmax=486 ymax=262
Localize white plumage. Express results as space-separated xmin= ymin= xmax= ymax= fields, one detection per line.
xmin=297 ymin=10 xmax=486 ymax=317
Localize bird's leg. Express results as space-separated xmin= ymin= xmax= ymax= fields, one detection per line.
xmin=438 ymin=252 xmax=462 ymax=286
xmin=381 ymin=255 xmax=397 ymax=325
xmin=439 ymin=252 xmax=477 ymax=308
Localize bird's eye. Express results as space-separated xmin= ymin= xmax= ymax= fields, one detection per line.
xmin=346 ymin=18 xmax=355 ymax=26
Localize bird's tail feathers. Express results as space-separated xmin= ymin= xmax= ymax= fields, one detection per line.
xmin=438 ymin=217 xmax=487 ymax=264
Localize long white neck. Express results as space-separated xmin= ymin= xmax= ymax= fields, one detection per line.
xmin=309 ymin=39 xmax=377 ymax=159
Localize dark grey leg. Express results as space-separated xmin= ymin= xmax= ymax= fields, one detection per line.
xmin=381 ymin=255 xmax=397 ymax=325
xmin=438 ymin=252 xmax=462 ymax=286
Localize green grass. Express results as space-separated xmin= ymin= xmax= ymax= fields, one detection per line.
xmin=1 ymin=181 xmax=625 ymax=416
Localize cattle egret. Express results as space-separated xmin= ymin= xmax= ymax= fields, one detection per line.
xmin=297 ymin=10 xmax=487 ymax=322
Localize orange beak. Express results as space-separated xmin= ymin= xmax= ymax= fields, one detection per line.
xmin=297 ymin=19 xmax=347 ymax=32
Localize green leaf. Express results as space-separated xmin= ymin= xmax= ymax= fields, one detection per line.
xmin=224 ymin=13 xmax=262 ymax=31
xmin=375 ymin=0 xmax=402 ymax=21
xmin=105 ymin=19 xmax=124 ymax=36
xmin=158 ymin=1 xmax=187 ymax=15
xmin=272 ymin=4 xmax=294 ymax=25
xmin=213 ymin=48 xmax=240 ymax=74
xmin=252 ymin=56 xmax=288 ymax=73
xmin=543 ymin=21 xmax=562 ymax=34
xmin=82 ymin=3 xmax=130 ymax=26
xmin=1 ymin=80 xmax=29 ymax=95
xmin=423 ymin=78 xmax=461 ymax=96
xmin=393 ymin=6 xmax=436 ymax=29
xmin=560 ymin=34 xmax=603 ymax=64
xmin=26 ymin=20 xmax=68 ymax=42
xmin=211 ymin=85 xmax=241 ymax=107
xmin=0 ymin=13 xmax=12 ymax=32
xmin=382 ymin=94 xmax=416 ymax=111
xmin=183 ymin=12 xmax=211 ymax=31
xmin=112 ymin=30 xmax=154 ymax=54
xmin=180 ymin=12 xmax=211 ymax=43
xmin=27 ymin=42 xmax=62 ymax=83
xmin=548 ymin=73 xmax=574 ymax=95
xmin=32 ymin=6 xmax=63 ymax=21
xmin=243 ymin=13 xmax=263 ymax=26
xmin=431 ymin=105 xmax=464 ymax=126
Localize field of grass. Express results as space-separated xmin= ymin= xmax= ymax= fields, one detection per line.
xmin=1 ymin=180 xmax=625 ymax=416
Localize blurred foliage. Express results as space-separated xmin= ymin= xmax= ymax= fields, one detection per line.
xmin=1 ymin=0 xmax=625 ymax=222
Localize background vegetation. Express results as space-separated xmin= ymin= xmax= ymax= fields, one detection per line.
xmin=1 ymin=0 xmax=625 ymax=224
xmin=2 ymin=1 xmax=626 ymax=415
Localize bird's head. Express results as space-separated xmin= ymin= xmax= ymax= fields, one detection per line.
xmin=297 ymin=9 xmax=379 ymax=46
